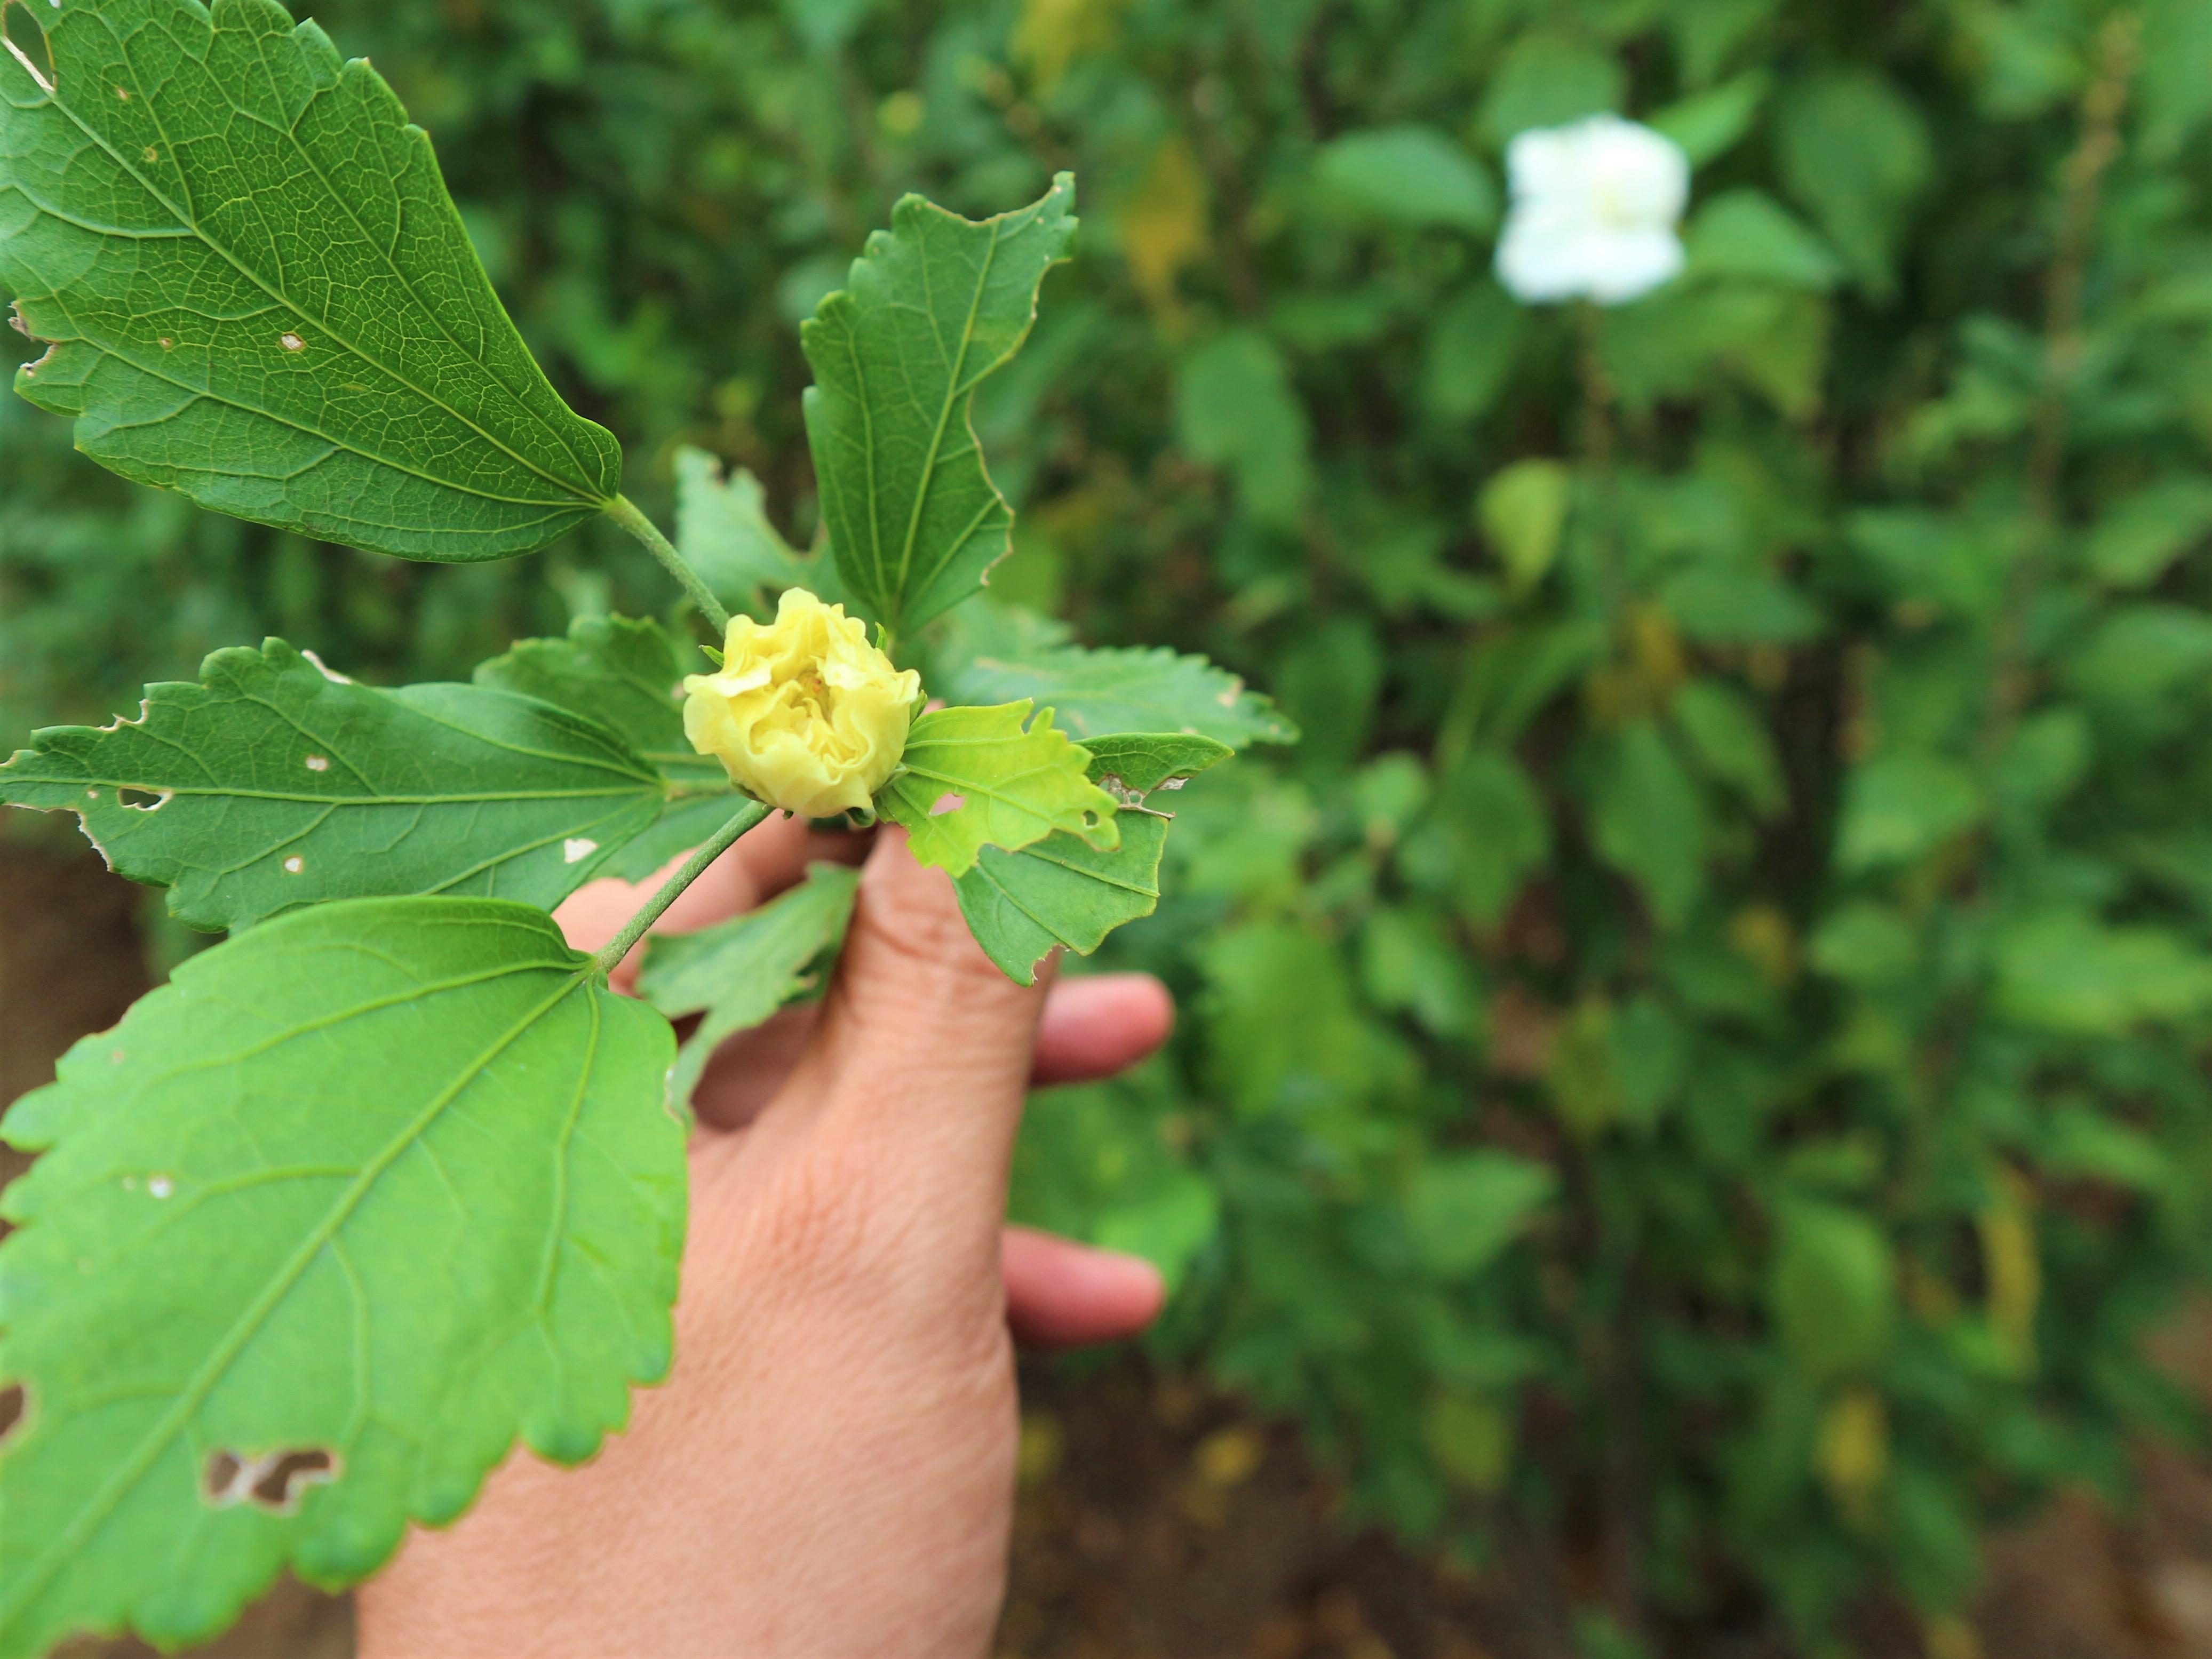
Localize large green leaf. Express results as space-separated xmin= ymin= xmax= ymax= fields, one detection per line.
xmin=0 ymin=639 xmax=669 ymax=931
xmin=876 ymin=701 xmax=1118 ymax=877
xmin=802 ymin=174 xmax=1076 ymax=633
xmin=930 ymin=617 xmax=1298 ymax=749
xmin=638 ymin=862 xmax=861 ymax=1104
xmin=0 ymin=899 xmax=684 ymax=1658
xmin=0 ymin=0 xmax=619 ymax=559
xmin=952 ymin=731 xmax=1226 ymax=983
xmin=473 ymin=614 xmax=738 ymax=880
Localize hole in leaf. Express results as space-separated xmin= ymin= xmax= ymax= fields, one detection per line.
xmin=202 ymin=1446 xmax=339 ymax=1512
xmin=929 ymin=792 xmax=965 ymax=817
xmin=117 ymin=787 xmax=169 ymax=810
xmin=2 ymin=1 xmax=54 ymax=95
xmin=0 ymin=1382 xmax=27 ymax=1451
xmin=251 ymin=1448 xmax=336 ymax=1509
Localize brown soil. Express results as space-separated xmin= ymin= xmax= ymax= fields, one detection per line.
xmin=8 ymin=838 xmax=2212 ymax=1659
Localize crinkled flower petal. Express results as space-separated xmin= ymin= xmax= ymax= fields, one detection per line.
xmin=682 ymin=588 xmax=922 ymax=818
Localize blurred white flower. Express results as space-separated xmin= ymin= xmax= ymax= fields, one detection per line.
xmin=1495 ymin=115 xmax=1690 ymax=307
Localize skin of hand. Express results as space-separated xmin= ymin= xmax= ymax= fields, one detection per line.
xmin=355 ymin=817 xmax=1174 ymax=1658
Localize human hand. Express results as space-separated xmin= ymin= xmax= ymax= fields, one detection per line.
xmin=355 ymin=817 xmax=1174 ymax=1657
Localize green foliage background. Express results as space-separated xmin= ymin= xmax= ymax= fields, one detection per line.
xmin=8 ymin=0 xmax=2212 ymax=1648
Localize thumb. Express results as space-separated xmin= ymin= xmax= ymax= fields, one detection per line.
xmin=784 ymin=827 xmax=1049 ymax=1218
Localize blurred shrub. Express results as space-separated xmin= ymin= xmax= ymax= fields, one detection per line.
xmin=10 ymin=0 xmax=2212 ymax=1649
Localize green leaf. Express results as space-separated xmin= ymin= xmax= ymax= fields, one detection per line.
xmin=801 ymin=174 xmax=1076 ymax=633
xmin=2084 ymin=480 xmax=2212 ymax=589
xmin=950 ymin=727 xmax=1224 ymax=982
xmin=1010 ymin=1080 xmax=1219 ymax=1294
xmin=1420 ymin=282 xmax=1524 ymax=422
xmin=930 ymin=621 xmax=1298 ymax=749
xmin=1588 ymin=722 xmax=1705 ymax=930
xmin=472 ymin=614 xmax=737 ymax=881
xmin=1776 ymin=70 xmax=1932 ymax=301
xmin=1836 ymin=751 xmax=1984 ymax=871
xmin=1649 ymin=71 xmax=1771 ymax=165
xmin=673 ymin=446 xmax=829 ymax=617
xmin=0 ymin=899 xmax=683 ymax=1657
xmin=1995 ymin=913 xmax=2212 ymax=1034
xmin=1684 ymin=190 xmax=1843 ymax=291
xmin=1079 ymin=733 xmax=1234 ymax=799
xmin=1478 ymin=460 xmax=1572 ymax=592
xmin=637 ymin=863 xmax=860 ymax=1104
xmin=878 ymin=701 xmax=1119 ymax=877
xmin=1770 ymin=1199 xmax=1895 ymax=1382
xmin=1174 ymin=329 xmax=1312 ymax=528
xmin=0 ymin=639 xmax=667 ymax=931
xmin=1671 ymin=679 xmax=1786 ymax=817
xmin=956 ymin=813 xmax=1166 ymax=985
xmin=0 ymin=0 xmax=619 ymax=560
xmin=1399 ymin=748 xmax=1550 ymax=929
xmin=1479 ymin=33 xmax=1624 ymax=143
xmin=1407 ymin=1152 xmax=1555 ymax=1280
xmin=1312 ymin=126 xmax=1497 ymax=233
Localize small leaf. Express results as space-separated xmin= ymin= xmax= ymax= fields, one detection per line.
xmin=1649 ymin=70 xmax=1771 ymax=164
xmin=1079 ymin=733 xmax=1233 ymax=799
xmin=673 ymin=446 xmax=829 ymax=616
xmin=930 ymin=608 xmax=1297 ymax=749
xmin=1995 ymin=912 xmax=2212 ymax=1033
xmin=1684 ymin=190 xmax=1843 ymax=291
xmin=1836 ymin=751 xmax=1984 ymax=871
xmin=1313 ymin=126 xmax=1497 ymax=233
xmin=0 ymin=0 xmax=619 ymax=559
xmin=1407 ymin=1152 xmax=1555 ymax=1280
xmin=638 ymin=863 xmax=861 ymax=1104
xmin=1420 ymin=282 xmax=1525 ymax=422
xmin=878 ymin=702 xmax=1119 ymax=878
xmin=1 ymin=640 xmax=667 ymax=931
xmin=1175 ymin=329 xmax=1312 ymax=528
xmin=1776 ymin=70 xmax=1933 ymax=300
xmin=473 ymin=614 xmax=737 ymax=880
xmin=1770 ymin=1199 xmax=1895 ymax=1382
xmin=956 ymin=813 xmax=1167 ymax=985
xmin=1478 ymin=460 xmax=1573 ymax=592
xmin=802 ymin=174 xmax=1077 ymax=633
xmin=0 ymin=899 xmax=683 ymax=1657
xmin=2085 ymin=479 xmax=2212 ymax=589
xmin=1588 ymin=722 xmax=1705 ymax=929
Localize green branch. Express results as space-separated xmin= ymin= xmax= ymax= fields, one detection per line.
xmin=590 ymin=799 xmax=771 ymax=976
xmin=608 ymin=494 xmax=731 ymax=635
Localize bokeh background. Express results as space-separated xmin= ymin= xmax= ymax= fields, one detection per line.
xmin=10 ymin=0 xmax=2212 ymax=1654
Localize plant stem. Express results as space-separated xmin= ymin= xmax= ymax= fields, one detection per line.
xmin=588 ymin=800 xmax=771 ymax=977
xmin=608 ymin=494 xmax=731 ymax=635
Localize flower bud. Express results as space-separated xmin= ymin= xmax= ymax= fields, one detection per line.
xmin=682 ymin=588 xmax=922 ymax=818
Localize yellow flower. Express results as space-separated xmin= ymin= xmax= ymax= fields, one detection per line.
xmin=682 ymin=589 xmax=922 ymax=818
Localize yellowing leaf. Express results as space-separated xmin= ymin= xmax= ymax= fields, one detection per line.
xmin=877 ymin=701 xmax=1118 ymax=876
xmin=1119 ymin=137 xmax=1210 ymax=315
xmin=1012 ymin=0 xmax=1124 ymax=92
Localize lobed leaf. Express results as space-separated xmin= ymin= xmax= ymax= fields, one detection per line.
xmin=0 ymin=900 xmax=684 ymax=1658
xmin=473 ymin=614 xmax=737 ymax=881
xmin=952 ymin=728 xmax=1225 ymax=983
xmin=0 ymin=0 xmax=619 ymax=559
xmin=877 ymin=700 xmax=1118 ymax=878
xmin=802 ymin=174 xmax=1077 ymax=634
xmin=956 ymin=814 xmax=1166 ymax=985
xmin=929 ymin=628 xmax=1292 ymax=752
xmin=638 ymin=863 xmax=861 ymax=1105
xmin=0 ymin=638 xmax=669 ymax=931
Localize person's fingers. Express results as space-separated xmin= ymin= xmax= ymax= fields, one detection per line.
xmin=1031 ymin=974 xmax=1175 ymax=1087
xmin=689 ymin=971 xmax=1176 ymax=1134
xmin=1002 ymin=1226 xmax=1166 ymax=1350
xmin=758 ymin=829 xmax=1047 ymax=1218
xmin=555 ymin=814 xmax=869 ymax=987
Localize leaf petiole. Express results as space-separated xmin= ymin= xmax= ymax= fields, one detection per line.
xmin=590 ymin=799 xmax=772 ymax=976
xmin=607 ymin=495 xmax=732 ymax=635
